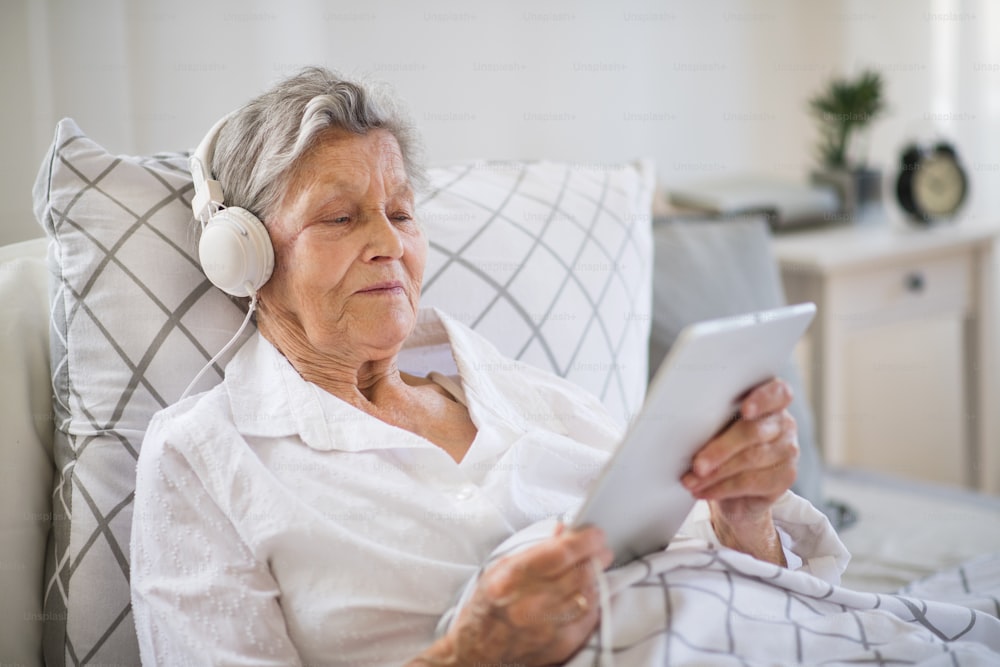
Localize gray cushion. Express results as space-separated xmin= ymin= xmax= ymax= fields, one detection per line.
xmin=648 ymin=215 xmax=824 ymax=507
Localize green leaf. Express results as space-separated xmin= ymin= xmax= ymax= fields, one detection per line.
xmin=808 ymin=68 xmax=885 ymax=169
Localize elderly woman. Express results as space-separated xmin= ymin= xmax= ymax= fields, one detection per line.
xmin=130 ymin=67 xmax=825 ymax=666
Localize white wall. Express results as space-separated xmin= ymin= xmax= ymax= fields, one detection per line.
xmin=1 ymin=0 xmax=997 ymax=246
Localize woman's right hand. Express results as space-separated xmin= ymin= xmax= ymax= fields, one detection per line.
xmin=416 ymin=524 xmax=614 ymax=666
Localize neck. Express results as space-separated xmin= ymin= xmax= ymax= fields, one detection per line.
xmin=257 ymin=302 xmax=407 ymax=409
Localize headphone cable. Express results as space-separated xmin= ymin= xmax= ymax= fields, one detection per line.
xmin=591 ymin=555 xmax=614 ymax=666
xmin=178 ymin=286 xmax=257 ymax=402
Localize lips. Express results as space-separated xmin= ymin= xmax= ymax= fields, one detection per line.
xmin=356 ymin=280 xmax=405 ymax=294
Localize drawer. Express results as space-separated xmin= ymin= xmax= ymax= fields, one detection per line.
xmin=827 ymin=251 xmax=972 ymax=324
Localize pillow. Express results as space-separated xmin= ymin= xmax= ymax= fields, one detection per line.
xmin=418 ymin=160 xmax=654 ymax=422
xmin=33 ymin=120 xmax=249 ymax=665
xmin=648 ymin=216 xmax=824 ymax=508
xmin=0 ymin=237 xmax=53 ymax=667
xmin=33 ymin=118 xmax=654 ymax=665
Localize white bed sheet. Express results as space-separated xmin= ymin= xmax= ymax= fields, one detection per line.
xmin=825 ymin=467 xmax=1000 ymax=593
xmin=443 ymin=504 xmax=1000 ymax=666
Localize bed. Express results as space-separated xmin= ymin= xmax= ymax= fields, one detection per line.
xmin=826 ymin=467 xmax=1000 ymax=594
xmin=1 ymin=118 xmax=998 ymax=666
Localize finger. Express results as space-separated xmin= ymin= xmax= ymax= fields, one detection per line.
xmin=690 ymin=435 xmax=799 ymax=502
xmin=523 ymin=603 xmax=600 ymax=667
xmin=485 ymin=568 xmax=595 ymax=627
xmin=687 ymin=437 xmax=799 ymax=497
xmin=557 ymin=585 xmax=599 ymax=624
xmin=695 ymin=460 xmax=798 ymax=503
xmin=568 ymin=529 xmax=615 ymax=571
xmin=741 ymin=378 xmax=793 ymax=420
xmin=690 ymin=411 xmax=788 ymax=478
xmin=497 ymin=526 xmax=611 ymax=583
xmin=686 ymin=412 xmax=797 ymax=488
xmin=519 ymin=579 xmax=598 ymax=629
xmin=542 ymin=526 xmax=614 ymax=576
xmin=497 ymin=560 xmax=598 ymax=627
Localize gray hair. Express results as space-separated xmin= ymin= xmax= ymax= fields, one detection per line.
xmin=211 ymin=66 xmax=425 ymax=222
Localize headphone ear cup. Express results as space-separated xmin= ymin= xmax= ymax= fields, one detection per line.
xmin=198 ymin=207 xmax=275 ymax=297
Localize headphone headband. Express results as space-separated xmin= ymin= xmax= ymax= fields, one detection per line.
xmin=190 ymin=111 xmax=237 ymax=222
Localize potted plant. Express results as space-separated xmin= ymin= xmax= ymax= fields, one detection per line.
xmin=808 ymin=69 xmax=886 ymax=219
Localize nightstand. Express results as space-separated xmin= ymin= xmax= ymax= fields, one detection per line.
xmin=773 ymin=219 xmax=1000 ymax=493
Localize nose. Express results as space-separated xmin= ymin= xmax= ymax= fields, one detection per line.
xmin=363 ymin=212 xmax=404 ymax=262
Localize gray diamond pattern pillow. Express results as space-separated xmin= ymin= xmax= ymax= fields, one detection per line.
xmin=419 ymin=160 xmax=654 ymax=423
xmin=33 ymin=118 xmax=251 ymax=666
xmin=32 ymin=118 xmax=654 ymax=665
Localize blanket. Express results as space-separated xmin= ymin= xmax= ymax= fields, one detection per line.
xmin=440 ymin=521 xmax=1000 ymax=666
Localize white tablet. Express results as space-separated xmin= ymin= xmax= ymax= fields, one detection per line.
xmin=570 ymin=302 xmax=816 ymax=566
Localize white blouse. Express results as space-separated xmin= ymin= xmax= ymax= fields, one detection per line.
xmin=130 ymin=308 xmax=847 ymax=667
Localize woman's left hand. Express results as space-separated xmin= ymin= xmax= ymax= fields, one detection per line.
xmin=681 ymin=377 xmax=799 ymax=564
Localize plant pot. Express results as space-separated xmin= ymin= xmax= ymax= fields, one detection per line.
xmin=811 ymin=168 xmax=882 ymax=223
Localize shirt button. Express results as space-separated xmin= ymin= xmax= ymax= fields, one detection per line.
xmin=454 ymin=484 xmax=476 ymax=501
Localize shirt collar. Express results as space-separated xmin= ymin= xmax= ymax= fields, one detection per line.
xmin=420 ymin=308 xmax=568 ymax=437
xmin=224 ymin=308 xmax=552 ymax=453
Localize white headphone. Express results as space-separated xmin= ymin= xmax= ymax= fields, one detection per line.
xmin=189 ymin=112 xmax=274 ymax=297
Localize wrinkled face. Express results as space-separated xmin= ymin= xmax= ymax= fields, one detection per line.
xmin=260 ymin=129 xmax=426 ymax=363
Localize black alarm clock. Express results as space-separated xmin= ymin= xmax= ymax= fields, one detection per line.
xmin=895 ymin=142 xmax=968 ymax=224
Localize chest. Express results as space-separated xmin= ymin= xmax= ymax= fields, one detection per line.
xmin=218 ymin=400 xmax=609 ymax=663
xmin=377 ymin=393 xmax=478 ymax=463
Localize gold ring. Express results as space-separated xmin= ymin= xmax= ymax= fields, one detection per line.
xmin=573 ymin=593 xmax=589 ymax=613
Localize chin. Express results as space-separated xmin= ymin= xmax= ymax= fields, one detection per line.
xmin=354 ymin=306 xmax=416 ymax=350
